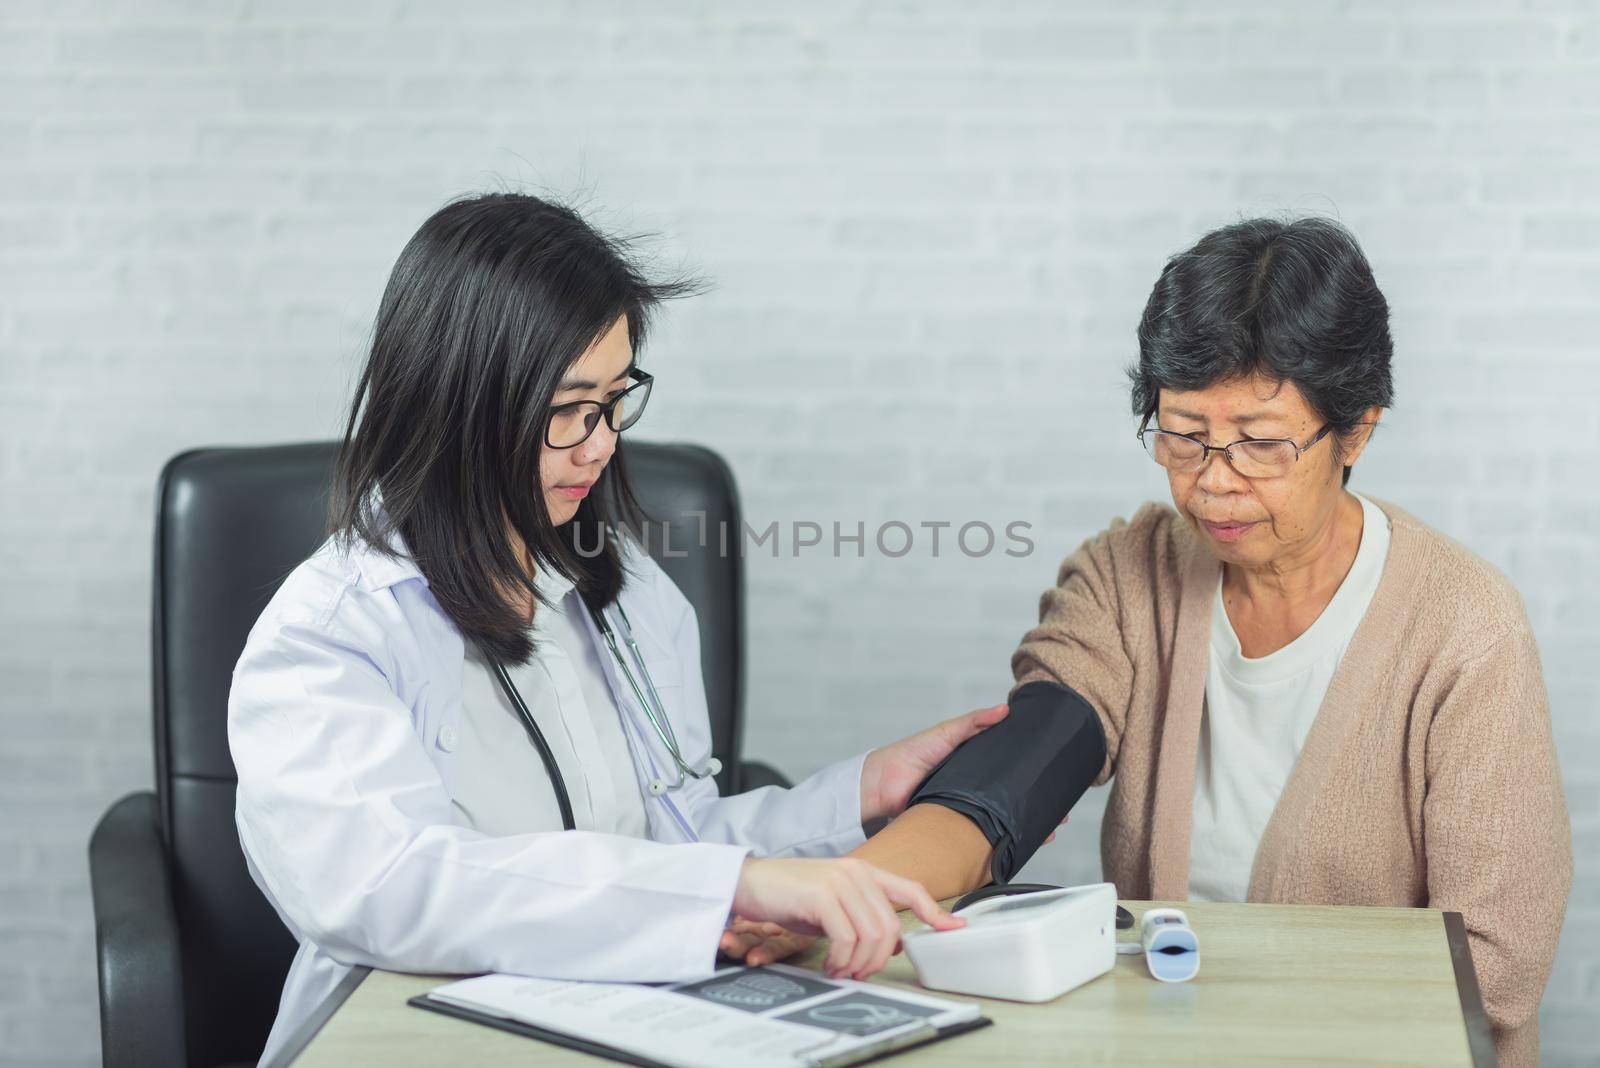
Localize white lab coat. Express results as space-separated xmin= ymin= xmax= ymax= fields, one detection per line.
xmin=229 ymin=524 xmax=867 ymax=1065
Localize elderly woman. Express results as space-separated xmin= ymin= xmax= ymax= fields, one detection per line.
xmin=726 ymin=218 xmax=1571 ymax=1067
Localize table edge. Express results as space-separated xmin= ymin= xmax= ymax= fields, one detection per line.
xmin=1444 ymin=911 xmax=1498 ymax=1068
xmin=275 ymin=963 xmax=373 ymax=1068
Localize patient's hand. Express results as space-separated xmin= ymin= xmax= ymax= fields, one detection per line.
xmin=719 ymin=917 xmax=817 ymax=967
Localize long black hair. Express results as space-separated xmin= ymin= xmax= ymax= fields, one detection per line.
xmin=1131 ymin=216 xmax=1394 ymax=486
xmin=330 ymin=192 xmax=695 ymax=665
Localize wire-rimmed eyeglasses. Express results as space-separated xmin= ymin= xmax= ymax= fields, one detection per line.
xmin=1137 ymin=415 xmax=1333 ymax=478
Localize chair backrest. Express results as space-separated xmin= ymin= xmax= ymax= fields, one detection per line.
xmin=152 ymin=439 xmax=746 ymax=1067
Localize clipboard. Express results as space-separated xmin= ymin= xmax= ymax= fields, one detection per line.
xmin=409 ymin=990 xmax=993 ymax=1068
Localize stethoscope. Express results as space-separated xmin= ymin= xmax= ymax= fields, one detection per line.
xmin=484 ymin=600 xmax=721 ymax=833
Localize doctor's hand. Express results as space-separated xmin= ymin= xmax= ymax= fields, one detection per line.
xmin=858 ymin=703 xmax=1009 ymax=825
xmin=731 ymin=857 xmax=963 ymax=980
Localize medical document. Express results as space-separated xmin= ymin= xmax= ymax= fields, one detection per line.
xmin=412 ymin=964 xmax=988 ymax=1068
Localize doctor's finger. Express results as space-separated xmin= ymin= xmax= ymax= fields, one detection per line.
xmin=945 ymin=703 xmax=1009 ymax=742
xmin=831 ymin=877 xmax=891 ymax=979
xmin=817 ymin=898 xmax=858 ymax=977
xmin=842 ymin=868 xmax=901 ymax=978
xmin=872 ymin=869 xmax=964 ymax=933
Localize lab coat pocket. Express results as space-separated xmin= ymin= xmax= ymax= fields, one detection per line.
xmin=620 ymin=634 xmax=684 ymax=711
xmin=628 ymin=629 xmax=684 ymax=691
xmin=617 ymin=642 xmax=693 ymax=750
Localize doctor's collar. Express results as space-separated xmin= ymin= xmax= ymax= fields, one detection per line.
xmin=531 ymin=563 xmax=576 ymax=604
xmin=341 ymin=488 xmax=427 ymax=591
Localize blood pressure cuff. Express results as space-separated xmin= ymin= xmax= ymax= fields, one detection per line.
xmin=907 ymin=680 xmax=1106 ymax=885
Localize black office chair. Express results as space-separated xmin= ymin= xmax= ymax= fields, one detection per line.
xmin=89 ymin=440 xmax=790 ymax=1068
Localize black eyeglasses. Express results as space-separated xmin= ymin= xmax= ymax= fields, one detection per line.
xmin=1137 ymin=415 xmax=1333 ymax=479
xmin=545 ymin=369 xmax=653 ymax=449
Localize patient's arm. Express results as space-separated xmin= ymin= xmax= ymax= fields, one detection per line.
xmin=848 ymin=803 xmax=994 ymax=901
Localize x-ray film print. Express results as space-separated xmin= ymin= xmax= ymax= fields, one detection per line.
xmin=775 ymin=991 xmax=943 ymax=1037
xmin=671 ymin=968 xmax=836 ymax=1013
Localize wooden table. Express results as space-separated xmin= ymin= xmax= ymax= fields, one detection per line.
xmin=285 ymin=900 xmax=1494 ymax=1067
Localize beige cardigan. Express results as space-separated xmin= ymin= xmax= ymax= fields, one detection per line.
xmin=1012 ymin=498 xmax=1570 ymax=1068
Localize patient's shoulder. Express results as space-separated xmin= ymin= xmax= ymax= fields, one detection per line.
xmin=1071 ymin=501 xmax=1196 ymax=580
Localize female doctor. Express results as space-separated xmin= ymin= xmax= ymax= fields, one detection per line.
xmin=229 ymin=192 xmax=1004 ymax=1065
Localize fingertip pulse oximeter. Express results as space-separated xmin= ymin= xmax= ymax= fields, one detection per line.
xmin=1139 ymin=907 xmax=1200 ymax=982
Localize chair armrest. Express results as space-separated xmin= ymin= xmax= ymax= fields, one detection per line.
xmin=89 ymin=791 xmax=186 ymax=1068
xmin=738 ymin=759 xmax=793 ymax=791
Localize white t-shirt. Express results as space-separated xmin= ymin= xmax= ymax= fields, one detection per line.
xmin=449 ymin=567 xmax=650 ymax=839
xmin=1188 ymin=493 xmax=1391 ymax=903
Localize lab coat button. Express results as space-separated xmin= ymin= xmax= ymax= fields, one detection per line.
xmin=437 ymin=725 xmax=457 ymax=751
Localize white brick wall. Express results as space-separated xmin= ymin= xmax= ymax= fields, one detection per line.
xmin=1 ymin=2 xmax=1596 ymax=1063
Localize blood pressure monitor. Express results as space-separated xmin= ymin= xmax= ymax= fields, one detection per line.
xmin=901 ymin=882 xmax=1118 ymax=1003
